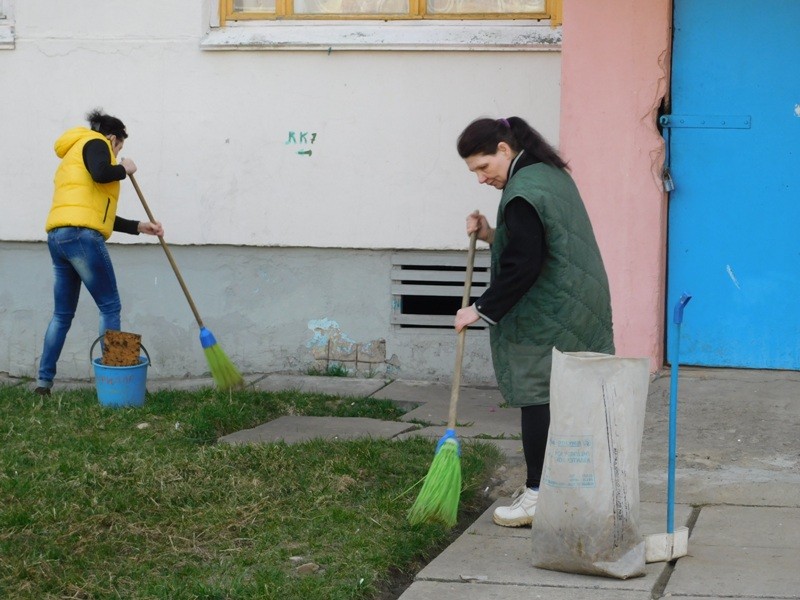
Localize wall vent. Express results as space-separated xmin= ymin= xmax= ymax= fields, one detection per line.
xmin=391 ymin=250 xmax=490 ymax=329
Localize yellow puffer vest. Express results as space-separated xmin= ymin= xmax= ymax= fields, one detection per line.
xmin=46 ymin=127 xmax=121 ymax=240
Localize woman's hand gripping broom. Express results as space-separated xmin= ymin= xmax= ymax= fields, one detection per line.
xmin=129 ymin=174 xmax=244 ymax=391
xmin=408 ymin=230 xmax=478 ymax=528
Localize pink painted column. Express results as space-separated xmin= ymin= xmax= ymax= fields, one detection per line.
xmin=560 ymin=0 xmax=672 ymax=370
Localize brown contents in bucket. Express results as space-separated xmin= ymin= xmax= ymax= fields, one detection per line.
xmin=102 ymin=330 xmax=142 ymax=366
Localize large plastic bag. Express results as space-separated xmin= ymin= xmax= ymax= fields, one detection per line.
xmin=531 ymin=349 xmax=650 ymax=579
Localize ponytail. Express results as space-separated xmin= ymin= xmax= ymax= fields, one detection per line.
xmin=86 ymin=108 xmax=128 ymax=139
xmin=457 ymin=116 xmax=567 ymax=170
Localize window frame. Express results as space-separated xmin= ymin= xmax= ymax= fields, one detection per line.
xmin=219 ymin=0 xmax=562 ymax=24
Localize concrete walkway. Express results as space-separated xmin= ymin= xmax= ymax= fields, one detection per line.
xmin=6 ymin=368 xmax=800 ymax=599
xmin=233 ymin=370 xmax=800 ymax=600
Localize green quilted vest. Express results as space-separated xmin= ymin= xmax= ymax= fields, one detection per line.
xmin=490 ymin=163 xmax=614 ymax=407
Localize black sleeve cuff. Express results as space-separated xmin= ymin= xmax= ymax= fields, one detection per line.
xmin=473 ymin=304 xmax=497 ymax=326
xmin=113 ymin=217 xmax=140 ymax=235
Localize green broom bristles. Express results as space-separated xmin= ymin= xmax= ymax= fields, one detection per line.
xmin=200 ymin=327 xmax=244 ymax=391
xmin=408 ymin=233 xmax=473 ymax=528
xmin=407 ymin=436 xmax=462 ymax=528
xmin=128 ymin=175 xmax=244 ymax=393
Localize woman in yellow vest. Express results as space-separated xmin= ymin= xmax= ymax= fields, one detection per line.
xmin=34 ymin=110 xmax=163 ymax=396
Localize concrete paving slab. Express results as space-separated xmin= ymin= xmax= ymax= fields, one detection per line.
xmin=414 ymin=525 xmax=665 ymax=591
xmin=638 ymin=501 xmax=694 ymax=538
xmin=669 ymin=597 xmax=787 ymax=600
xmin=397 ymin=394 xmax=519 ymax=441
xmin=395 ymin=423 xmax=519 ymax=442
xmin=252 ymin=374 xmax=389 ymax=397
xmin=640 ymin=469 xmax=800 ymax=507
xmin=639 ymin=369 xmax=800 ymax=507
xmin=398 ymin=580 xmax=650 ymax=600
xmin=455 ymin=417 xmax=522 ymax=439
xmin=445 ymin=410 xmax=520 ymax=437
xmin=217 ymin=415 xmax=417 ymax=445
xmin=375 ymin=380 xmax=504 ymax=413
xmin=666 ymin=545 xmax=800 ymax=598
xmin=689 ymin=506 xmax=800 ymax=549
xmin=665 ymin=506 xmax=800 ymax=598
xmin=463 ymin=499 xmax=533 ymax=539
xmin=394 ymin=426 xmax=524 ymax=460
xmin=372 ymin=380 xmax=452 ymax=404
xmin=459 ymin=500 xmax=693 ymax=545
xmin=488 ymin=439 xmax=525 ymax=460
xmin=394 ymin=425 xmax=442 ymax=441
xmin=407 ymin=499 xmax=688 ymax=594
xmin=398 ymin=387 xmax=509 ymax=427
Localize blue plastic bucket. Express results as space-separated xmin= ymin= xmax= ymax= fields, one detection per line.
xmin=90 ymin=337 xmax=150 ymax=408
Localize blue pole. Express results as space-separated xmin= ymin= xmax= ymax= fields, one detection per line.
xmin=668 ymin=293 xmax=691 ymax=534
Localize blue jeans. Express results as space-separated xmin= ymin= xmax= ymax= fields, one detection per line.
xmin=37 ymin=227 xmax=121 ymax=388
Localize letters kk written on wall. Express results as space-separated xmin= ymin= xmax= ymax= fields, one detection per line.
xmin=286 ymin=131 xmax=317 ymax=156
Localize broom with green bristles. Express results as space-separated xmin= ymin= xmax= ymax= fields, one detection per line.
xmin=408 ymin=230 xmax=478 ymax=528
xmin=129 ymin=174 xmax=244 ymax=391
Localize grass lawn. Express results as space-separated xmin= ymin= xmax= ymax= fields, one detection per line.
xmin=0 ymin=384 xmax=501 ymax=599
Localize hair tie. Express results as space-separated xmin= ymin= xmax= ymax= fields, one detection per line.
xmin=499 ymin=118 xmax=510 ymax=128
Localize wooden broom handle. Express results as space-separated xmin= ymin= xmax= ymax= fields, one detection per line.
xmin=448 ymin=230 xmax=478 ymax=429
xmin=128 ymin=173 xmax=205 ymax=329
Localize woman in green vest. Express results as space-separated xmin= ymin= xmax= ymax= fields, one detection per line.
xmin=34 ymin=110 xmax=163 ymax=396
xmin=454 ymin=116 xmax=614 ymax=527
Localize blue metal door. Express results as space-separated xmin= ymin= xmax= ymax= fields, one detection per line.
xmin=666 ymin=0 xmax=800 ymax=368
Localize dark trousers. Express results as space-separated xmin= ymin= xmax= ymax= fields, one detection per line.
xmin=521 ymin=403 xmax=550 ymax=489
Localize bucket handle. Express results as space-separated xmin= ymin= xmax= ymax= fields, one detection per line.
xmin=90 ymin=336 xmax=151 ymax=367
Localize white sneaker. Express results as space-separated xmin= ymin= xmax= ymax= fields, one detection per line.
xmin=492 ymin=487 xmax=538 ymax=527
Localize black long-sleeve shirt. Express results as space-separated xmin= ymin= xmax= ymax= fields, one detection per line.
xmin=474 ymin=151 xmax=547 ymax=324
xmin=82 ymin=139 xmax=139 ymax=235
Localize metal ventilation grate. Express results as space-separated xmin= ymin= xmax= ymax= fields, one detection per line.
xmin=391 ymin=249 xmax=490 ymax=329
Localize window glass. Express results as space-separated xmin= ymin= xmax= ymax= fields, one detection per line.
xmin=428 ymin=0 xmax=544 ymax=13
xmin=234 ymin=0 xmax=275 ymax=13
xmin=228 ymin=0 xmax=554 ymax=18
xmin=295 ymin=0 xmax=409 ymax=15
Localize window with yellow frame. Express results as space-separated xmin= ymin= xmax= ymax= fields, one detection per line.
xmin=220 ymin=0 xmax=562 ymax=23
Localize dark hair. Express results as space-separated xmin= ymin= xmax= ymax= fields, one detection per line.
xmin=86 ymin=108 xmax=128 ymax=139
xmin=457 ymin=116 xmax=568 ymax=170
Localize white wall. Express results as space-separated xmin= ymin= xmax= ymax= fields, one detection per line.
xmin=0 ymin=242 xmax=496 ymax=383
xmin=0 ymin=1 xmax=561 ymax=383
xmin=1 ymin=0 xmax=561 ymax=250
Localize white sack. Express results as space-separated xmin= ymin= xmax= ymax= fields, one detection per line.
xmin=531 ymin=349 xmax=650 ymax=579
